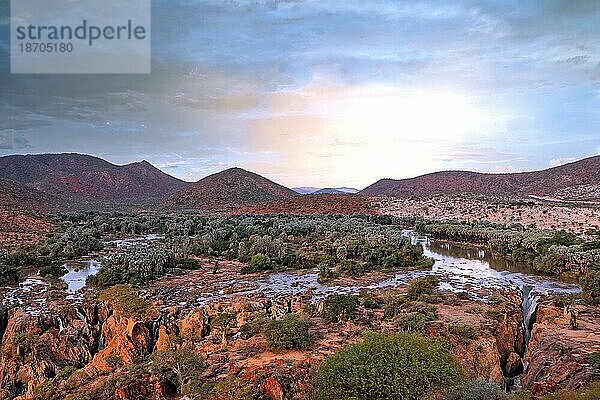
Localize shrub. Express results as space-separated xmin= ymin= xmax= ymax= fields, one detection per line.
xmin=105 ymin=353 xmax=123 ymax=369
xmin=541 ymin=382 xmax=600 ymax=400
xmin=241 ymin=253 xmax=272 ymax=273
xmin=264 ymin=314 xmax=311 ymax=351
xmin=151 ymin=346 xmax=204 ymax=395
xmin=32 ymin=381 xmax=54 ymax=400
xmin=395 ymin=312 xmax=429 ymax=334
xmin=447 ymin=323 xmax=478 ymax=345
xmin=445 ymin=380 xmax=508 ymax=400
xmin=312 ymin=332 xmax=464 ymax=400
xmin=59 ymin=366 xmax=78 ymax=379
xmin=337 ymin=259 xmax=369 ymax=277
xmin=581 ymin=267 xmax=600 ymax=305
xmin=589 ymin=351 xmax=600 ymax=370
xmin=98 ymin=285 xmax=157 ymax=320
xmin=39 ymin=262 xmax=67 ymax=277
xmin=406 ymin=276 xmax=439 ymax=301
xmin=209 ymin=376 xmax=259 ymax=400
xmin=322 ymin=294 xmax=359 ymax=322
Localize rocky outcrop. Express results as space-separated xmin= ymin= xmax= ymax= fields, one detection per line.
xmin=261 ymin=376 xmax=284 ymax=400
xmin=452 ymin=338 xmax=505 ymax=385
xmin=0 ymin=308 xmax=100 ymax=398
xmin=494 ymin=295 xmax=526 ymax=379
xmin=86 ymin=315 xmax=151 ymax=372
xmin=521 ymin=302 xmax=600 ymax=396
xmin=114 ymin=374 xmax=169 ymax=400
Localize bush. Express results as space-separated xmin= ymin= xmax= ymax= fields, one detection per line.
xmin=406 ymin=276 xmax=439 ymax=300
xmin=395 ymin=312 xmax=430 ymax=334
xmin=209 ymin=376 xmax=259 ymax=400
xmin=241 ymin=253 xmax=272 ymax=273
xmin=59 ymin=366 xmax=78 ymax=379
xmin=581 ymin=267 xmax=600 ymax=305
xmin=589 ymin=351 xmax=600 ymax=370
xmin=98 ymin=285 xmax=157 ymax=320
xmin=541 ymin=382 xmax=600 ymax=400
xmin=264 ymin=314 xmax=311 ymax=351
xmin=312 ymin=332 xmax=464 ymax=400
xmin=322 ymin=294 xmax=359 ymax=322
xmin=445 ymin=380 xmax=508 ymax=400
xmin=39 ymin=262 xmax=67 ymax=277
xmin=447 ymin=323 xmax=478 ymax=345
xmin=105 ymin=353 xmax=123 ymax=369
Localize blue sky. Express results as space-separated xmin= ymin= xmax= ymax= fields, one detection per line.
xmin=1 ymin=0 xmax=599 ymax=188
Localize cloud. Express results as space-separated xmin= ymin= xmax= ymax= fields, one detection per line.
xmin=549 ymin=157 xmax=577 ymax=167
xmin=494 ymin=165 xmax=518 ymax=173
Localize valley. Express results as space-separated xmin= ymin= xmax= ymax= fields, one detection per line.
xmin=0 ymin=154 xmax=599 ymax=400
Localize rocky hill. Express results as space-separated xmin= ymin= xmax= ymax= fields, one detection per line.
xmin=0 ymin=153 xmax=187 ymax=203
xmin=360 ymin=155 xmax=600 ymax=201
xmin=163 ymin=167 xmax=298 ymax=210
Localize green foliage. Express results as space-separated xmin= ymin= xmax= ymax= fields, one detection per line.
xmin=395 ymin=312 xmax=430 ymax=334
xmin=264 ymin=314 xmax=311 ymax=351
xmin=312 ymin=332 xmax=464 ymax=400
xmin=98 ymin=285 xmax=156 ymax=320
xmin=32 ymin=381 xmax=55 ymax=400
xmin=322 ymin=294 xmax=360 ymax=322
xmin=88 ymin=243 xmax=176 ymax=287
xmin=406 ymin=276 xmax=439 ymax=301
xmin=39 ymin=262 xmax=67 ymax=277
xmin=104 ymin=353 xmax=123 ymax=369
xmin=150 ymin=346 xmax=204 ymax=395
xmin=588 ymin=351 xmax=600 ymax=370
xmin=241 ymin=253 xmax=272 ymax=273
xmin=581 ymin=265 xmax=600 ymax=305
xmin=540 ymin=382 xmax=600 ymax=400
xmin=59 ymin=366 xmax=78 ymax=379
xmin=445 ymin=380 xmax=508 ymax=400
xmin=447 ymin=323 xmax=478 ymax=345
xmin=210 ymin=313 xmax=237 ymax=330
xmin=209 ymin=376 xmax=259 ymax=400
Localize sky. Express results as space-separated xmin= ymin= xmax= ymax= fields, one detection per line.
xmin=1 ymin=0 xmax=600 ymax=189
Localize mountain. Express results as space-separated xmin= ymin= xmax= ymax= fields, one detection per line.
xmin=293 ymin=186 xmax=360 ymax=195
xmin=0 ymin=153 xmax=187 ymax=203
xmin=164 ymin=167 xmax=298 ymax=210
xmin=0 ymin=178 xmax=58 ymax=248
xmin=360 ymin=155 xmax=600 ymax=201
xmin=292 ymin=187 xmax=320 ymax=195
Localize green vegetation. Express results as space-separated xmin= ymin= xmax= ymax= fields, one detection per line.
xmin=97 ymin=285 xmax=156 ymax=320
xmin=447 ymin=323 xmax=478 ymax=345
xmin=406 ymin=275 xmax=439 ymax=301
xmin=445 ymin=380 xmax=508 ymax=400
xmin=241 ymin=253 xmax=272 ymax=273
xmin=589 ymin=351 xmax=600 ymax=370
xmin=322 ymin=294 xmax=360 ymax=322
xmin=150 ymin=346 xmax=204 ymax=396
xmin=87 ymin=243 xmax=176 ymax=287
xmin=312 ymin=332 xmax=464 ymax=400
xmin=264 ymin=314 xmax=311 ymax=351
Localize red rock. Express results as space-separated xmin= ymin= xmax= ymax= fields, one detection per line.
xmin=262 ymin=376 xmax=284 ymax=400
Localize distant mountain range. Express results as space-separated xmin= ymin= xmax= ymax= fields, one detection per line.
xmin=292 ymin=187 xmax=360 ymax=195
xmin=360 ymin=155 xmax=600 ymax=201
xmin=0 ymin=153 xmax=598 ymax=215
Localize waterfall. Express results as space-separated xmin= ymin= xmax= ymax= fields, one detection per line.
xmin=520 ymin=285 xmax=540 ymax=355
xmin=75 ymin=308 xmax=87 ymax=324
xmin=55 ymin=316 xmax=65 ymax=333
xmin=152 ymin=314 xmax=166 ymax=342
